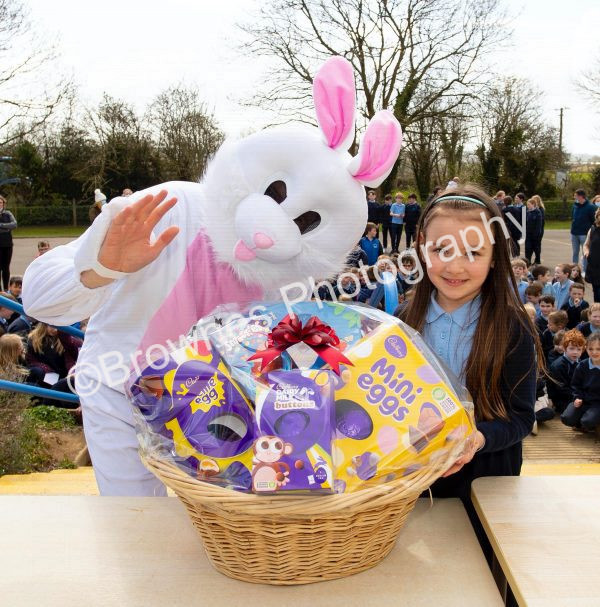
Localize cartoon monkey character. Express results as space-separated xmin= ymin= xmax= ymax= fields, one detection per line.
xmin=252 ymin=435 xmax=293 ymax=492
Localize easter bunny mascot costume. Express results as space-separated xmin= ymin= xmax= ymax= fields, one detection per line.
xmin=23 ymin=57 xmax=402 ymax=496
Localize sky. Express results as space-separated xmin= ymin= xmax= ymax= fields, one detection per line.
xmin=18 ymin=0 xmax=600 ymax=157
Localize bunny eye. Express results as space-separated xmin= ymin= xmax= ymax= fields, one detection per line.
xmin=264 ymin=180 xmax=287 ymax=204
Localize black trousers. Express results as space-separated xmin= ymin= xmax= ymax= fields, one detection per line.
xmin=561 ymin=402 xmax=600 ymax=430
xmin=390 ymin=224 xmax=403 ymax=252
xmin=0 ymin=245 xmax=12 ymax=291
xmin=525 ymin=238 xmax=542 ymax=264
xmin=592 ymin=283 xmax=600 ymax=303
xmin=381 ymin=224 xmax=390 ymax=249
xmin=405 ymin=227 xmax=416 ymax=249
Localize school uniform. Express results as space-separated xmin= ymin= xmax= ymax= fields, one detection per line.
xmin=548 ymin=348 xmax=563 ymax=366
xmin=359 ymin=236 xmax=383 ymax=266
xmin=541 ymin=328 xmax=558 ymax=363
xmin=561 ymin=359 xmax=600 ymax=430
xmin=551 ymin=279 xmax=573 ymax=310
xmin=403 ymin=202 xmax=421 ymax=249
xmin=576 ymin=321 xmax=600 ymax=338
xmin=548 ymin=354 xmax=579 ymax=414
xmin=517 ymin=279 xmax=529 ymax=304
xmin=535 ymin=313 xmax=548 ymax=337
xmin=560 ymin=297 xmax=590 ymax=329
xmin=525 ymin=207 xmax=543 ymax=264
xmin=389 ymin=202 xmax=405 ymax=252
xmin=379 ymin=202 xmax=391 ymax=250
xmin=421 ymin=293 xmax=536 ymax=502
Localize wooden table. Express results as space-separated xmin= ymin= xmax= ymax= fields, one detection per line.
xmin=0 ymin=496 xmax=501 ymax=607
xmin=472 ymin=476 xmax=600 ymax=607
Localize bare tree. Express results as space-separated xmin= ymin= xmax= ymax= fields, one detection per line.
xmin=241 ymin=0 xmax=507 ymax=128
xmin=576 ymin=53 xmax=600 ymax=108
xmin=148 ymin=85 xmax=224 ymax=182
xmin=475 ymin=77 xmax=562 ymax=193
xmin=0 ymin=0 xmax=71 ymax=146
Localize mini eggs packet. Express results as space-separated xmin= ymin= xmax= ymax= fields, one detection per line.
xmin=329 ymin=306 xmax=475 ymax=492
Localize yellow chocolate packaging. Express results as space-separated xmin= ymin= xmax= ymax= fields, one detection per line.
xmin=331 ymin=313 xmax=475 ymax=493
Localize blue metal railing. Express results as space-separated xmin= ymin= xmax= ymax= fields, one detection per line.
xmin=0 ymin=294 xmax=82 ymax=403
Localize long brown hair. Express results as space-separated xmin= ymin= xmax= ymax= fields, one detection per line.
xmin=28 ymin=323 xmax=63 ymax=355
xmin=402 ymin=184 xmax=544 ymax=422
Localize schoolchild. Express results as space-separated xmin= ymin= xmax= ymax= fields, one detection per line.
xmin=560 ymin=282 xmax=589 ymax=329
xmin=359 ymin=222 xmax=383 ymax=265
xmin=541 ymin=310 xmax=568 ymax=363
xmin=561 ymin=333 xmax=600 ymax=431
xmin=400 ymin=184 xmax=540 ymax=508
xmin=551 ymin=264 xmax=574 ymax=310
xmin=530 ymin=264 xmax=553 ymax=296
xmin=548 ymin=329 xmax=585 ymax=414
xmin=535 ymin=295 xmax=555 ymax=336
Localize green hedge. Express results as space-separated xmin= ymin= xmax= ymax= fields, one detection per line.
xmin=542 ymin=200 xmax=573 ymax=221
xmin=5 ymin=205 xmax=92 ymax=226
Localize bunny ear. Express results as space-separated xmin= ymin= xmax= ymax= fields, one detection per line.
xmin=348 ymin=110 xmax=403 ymax=187
xmin=313 ymin=56 xmax=356 ymax=151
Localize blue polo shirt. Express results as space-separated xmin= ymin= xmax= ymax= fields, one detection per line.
xmin=422 ymin=292 xmax=481 ymax=385
xmin=552 ymin=279 xmax=573 ymax=310
xmin=390 ymin=202 xmax=405 ymax=224
xmin=517 ymin=280 xmax=529 ymax=304
xmin=359 ymin=236 xmax=381 ymax=266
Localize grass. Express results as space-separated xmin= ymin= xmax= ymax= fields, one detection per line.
xmin=545 ymin=220 xmax=571 ymax=230
xmin=0 ymin=382 xmax=78 ymax=476
xmin=13 ymin=225 xmax=87 ymax=238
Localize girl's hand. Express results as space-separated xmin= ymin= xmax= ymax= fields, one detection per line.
xmin=97 ymin=190 xmax=179 ymax=273
xmin=574 ymin=399 xmax=583 ymax=408
xmin=442 ymin=430 xmax=485 ymax=477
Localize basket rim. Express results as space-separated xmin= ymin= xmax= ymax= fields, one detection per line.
xmin=142 ymin=450 xmax=452 ymax=516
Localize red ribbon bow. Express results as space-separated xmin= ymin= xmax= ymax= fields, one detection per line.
xmin=247 ymin=314 xmax=353 ymax=375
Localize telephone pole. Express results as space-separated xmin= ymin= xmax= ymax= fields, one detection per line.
xmin=558 ymin=107 xmax=569 ymax=156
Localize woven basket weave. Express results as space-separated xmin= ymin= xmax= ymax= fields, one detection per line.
xmin=143 ymin=453 xmax=450 ymax=585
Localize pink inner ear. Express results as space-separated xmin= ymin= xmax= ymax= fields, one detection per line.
xmin=350 ymin=110 xmax=402 ymax=185
xmin=313 ymin=56 xmax=355 ymax=150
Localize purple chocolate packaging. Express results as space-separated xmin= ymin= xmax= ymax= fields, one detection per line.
xmin=252 ymin=370 xmax=335 ymax=494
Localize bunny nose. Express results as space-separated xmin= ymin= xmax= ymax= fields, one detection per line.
xmin=253 ymin=232 xmax=274 ymax=249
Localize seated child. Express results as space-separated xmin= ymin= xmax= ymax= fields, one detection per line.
xmin=6 ymin=275 xmax=22 ymax=324
xmin=511 ymin=258 xmax=529 ymax=303
xmin=561 ymin=333 xmax=600 ymax=431
xmin=548 ymin=330 xmax=565 ymax=366
xmin=560 ymin=282 xmax=589 ymax=329
xmin=569 ymin=263 xmax=585 ymax=286
xmin=541 ymin=310 xmax=568 ymax=363
xmin=531 ymin=264 xmax=553 ymax=296
xmin=525 ymin=281 xmax=543 ymax=313
xmin=577 ymin=303 xmax=600 ymax=338
xmin=552 ymin=264 xmax=573 ymax=309
xmin=535 ymin=295 xmax=555 ymax=336
xmin=548 ymin=329 xmax=585 ymax=414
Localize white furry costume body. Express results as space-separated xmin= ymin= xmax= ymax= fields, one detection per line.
xmin=22 ymin=58 xmax=402 ymax=495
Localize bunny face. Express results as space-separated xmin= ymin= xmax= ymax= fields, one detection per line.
xmin=200 ymin=56 xmax=403 ymax=291
xmin=201 ymin=126 xmax=367 ymax=289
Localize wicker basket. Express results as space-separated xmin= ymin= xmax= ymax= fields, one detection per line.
xmin=143 ymin=453 xmax=449 ymax=585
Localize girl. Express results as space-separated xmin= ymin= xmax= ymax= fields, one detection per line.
xmin=0 ymin=333 xmax=28 ymax=380
xmin=525 ymin=197 xmax=543 ymax=265
xmin=532 ymin=194 xmax=546 ymax=252
xmin=0 ymin=194 xmax=17 ymax=291
xmin=401 ymin=184 xmax=542 ymax=506
xmin=583 ymin=209 xmax=600 ymax=302
xmin=569 ymin=263 xmax=585 ymax=286
xmin=26 ymin=323 xmax=83 ymax=409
